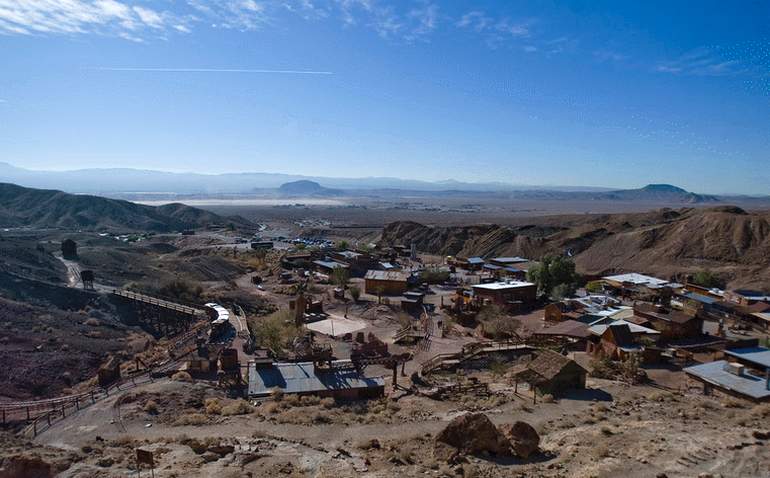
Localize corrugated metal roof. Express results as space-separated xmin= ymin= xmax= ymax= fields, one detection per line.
xmin=491 ymin=256 xmax=528 ymax=264
xmin=725 ymin=347 xmax=770 ymax=370
xmin=603 ymin=273 xmax=669 ymax=287
xmin=685 ymin=360 xmax=770 ymax=400
xmin=472 ymin=280 xmax=535 ymax=291
xmin=365 ymin=270 xmax=408 ymax=281
xmin=248 ymin=361 xmax=385 ymax=397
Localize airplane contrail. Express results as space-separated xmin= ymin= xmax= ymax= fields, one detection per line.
xmin=86 ymin=67 xmax=333 ymax=75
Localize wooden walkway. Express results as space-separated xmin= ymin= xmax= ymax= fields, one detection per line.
xmin=111 ymin=289 xmax=206 ymax=317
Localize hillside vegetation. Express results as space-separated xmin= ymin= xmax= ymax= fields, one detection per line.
xmin=380 ymin=207 xmax=770 ymax=291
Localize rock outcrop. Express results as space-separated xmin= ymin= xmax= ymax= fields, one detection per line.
xmin=500 ymin=421 xmax=540 ymax=458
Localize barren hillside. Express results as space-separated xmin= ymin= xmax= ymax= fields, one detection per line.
xmin=380 ymin=207 xmax=770 ymax=291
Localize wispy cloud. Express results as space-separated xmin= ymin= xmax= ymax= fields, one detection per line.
xmin=593 ymin=49 xmax=627 ymax=63
xmin=654 ymin=48 xmax=747 ymax=77
xmin=0 ymin=0 xmax=186 ymax=39
xmin=86 ymin=67 xmax=333 ymax=74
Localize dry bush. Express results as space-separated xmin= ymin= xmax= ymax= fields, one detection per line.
xmin=143 ymin=400 xmax=159 ymax=415
xmin=320 ymin=397 xmax=335 ymax=409
xmin=283 ymin=394 xmax=301 ymax=407
xmin=300 ymin=395 xmax=320 ymax=406
xmin=172 ymin=371 xmax=193 ymax=382
xmin=261 ymin=401 xmax=280 ymax=414
xmin=221 ymin=400 xmax=254 ymax=416
xmin=84 ymin=318 xmax=100 ymax=326
xmin=173 ymin=413 xmax=209 ymax=426
xmin=542 ymin=394 xmax=555 ymax=403
xmin=205 ymin=398 xmax=222 ymax=415
xmin=750 ymin=403 xmax=770 ymax=418
xmin=722 ymin=398 xmax=745 ymax=409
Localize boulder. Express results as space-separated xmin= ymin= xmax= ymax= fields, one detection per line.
xmin=500 ymin=421 xmax=540 ymax=458
xmin=434 ymin=413 xmax=511 ymax=460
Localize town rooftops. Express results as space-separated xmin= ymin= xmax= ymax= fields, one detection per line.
xmin=679 ymin=291 xmax=719 ymax=305
xmin=248 ymin=360 xmax=385 ymax=397
xmin=526 ymin=349 xmax=586 ymax=380
xmin=313 ymin=260 xmax=348 ymax=270
xmin=731 ymin=289 xmax=770 ymax=301
xmin=467 ymin=257 xmax=485 ymax=265
xmin=684 ymin=360 xmax=770 ymax=401
xmin=634 ymin=303 xmax=698 ymax=324
xmin=537 ymin=320 xmax=591 ymax=339
xmin=603 ymin=273 xmax=669 ymax=288
xmin=589 ymin=319 xmax=660 ymax=337
xmin=490 ymin=256 xmax=529 ymax=264
xmin=472 ymin=280 xmax=536 ymax=291
xmin=365 ymin=270 xmax=409 ymax=282
xmin=725 ymin=347 xmax=770 ymax=371
xmin=337 ymin=250 xmax=363 ymax=260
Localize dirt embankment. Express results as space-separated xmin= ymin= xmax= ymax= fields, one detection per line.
xmin=0 ymin=296 xmax=149 ymax=400
xmin=380 ymin=207 xmax=770 ymax=291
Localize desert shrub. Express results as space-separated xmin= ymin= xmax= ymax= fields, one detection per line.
xmin=266 ymin=388 xmax=284 ymax=403
xmin=750 ymin=403 xmax=770 ymax=418
xmin=205 ymin=398 xmax=222 ymax=415
xmin=542 ymin=394 xmax=555 ymax=403
xmin=143 ymin=400 xmax=159 ymax=415
xmin=173 ymin=413 xmax=208 ymax=426
xmin=283 ymin=394 xmax=301 ymax=407
xmin=261 ymin=401 xmax=280 ymax=414
xmin=722 ymin=398 xmax=745 ymax=409
xmin=221 ymin=400 xmax=254 ymax=416
xmin=300 ymin=395 xmax=320 ymax=406
xmin=320 ymin=397 xmax=335 ymax=409
xmin=419 ymin=269 xmax=450 ymax=284
xmin=84 ymin=318 xmax=100 ymax=326
xmin=249 ymin=310 xmax=301 ymax=357
xmin=171 ymin=371 xmax=193 ymax=382
xmin=691 ymin=270 xmax=725 ymax=289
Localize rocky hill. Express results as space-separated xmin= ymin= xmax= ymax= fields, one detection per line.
xmin=0 ymin=183 xmax=249 ymax=232
xmin=380 ymin=207 xmax=770 ymax=291
xmin=277 ymin=180 xmax=342 ymax=196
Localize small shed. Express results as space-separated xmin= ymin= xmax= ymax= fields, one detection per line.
xmin=510 ymin=349 xmax=587 ymax=397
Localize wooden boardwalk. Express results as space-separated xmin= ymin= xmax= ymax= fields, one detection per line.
xmin=111 ymin=289 xmax=206 ymax=317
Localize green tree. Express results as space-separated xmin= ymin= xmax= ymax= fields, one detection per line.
xmin=349 ymin=285 xmax=361 ymax=302
xmin=332 ymin=267 xmax=350 ymax=288
xmin=249 ymin=309 xmax=300 ymax=357
xmin=336 ymin=240 xmax=349 ymax=250
xmin=527 ymin=255 xmax=580 ymax=299
xmin=691 ymin=270 xmax=724 ymax=289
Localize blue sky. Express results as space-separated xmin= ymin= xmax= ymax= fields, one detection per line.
xmin=0 ymin=1 xmax=768 ymax=194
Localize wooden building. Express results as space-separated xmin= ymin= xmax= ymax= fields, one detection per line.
xmin=365 ymin=270 xmax=409 ymax=296
xmin=633 ymin=303 xmax=703 ymax=340
xmin=472 ymin=280 xmax=537 ymax=310
xmin=510 ymin=349 xmax=587 ymax=397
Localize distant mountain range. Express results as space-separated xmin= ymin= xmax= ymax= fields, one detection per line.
xmin=0 ymin=162 xmax=766 ymax=205
xmin=0 ymin=183 xmax=248 ymax=232
xmin=0 ymin=162 xmax=612 ymax=195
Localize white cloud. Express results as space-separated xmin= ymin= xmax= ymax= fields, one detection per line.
xmin=655 ymin=48 xmax=747 ymax=77
xmin=0 ymin=0 xmax=179 ymax=38
xmin=187 ymin=0 xmax=268 ymax=31
xmin=133 ymin=6 xmax=164 ymax=29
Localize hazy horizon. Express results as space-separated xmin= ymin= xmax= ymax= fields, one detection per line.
xmin=1 ymin=1 xmax=769 ymax=194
